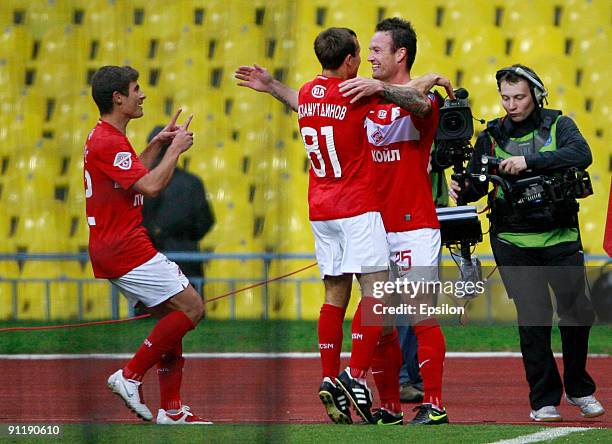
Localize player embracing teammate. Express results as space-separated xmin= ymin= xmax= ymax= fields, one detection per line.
xmin=237 ymin=17 xmax=452 ymax=425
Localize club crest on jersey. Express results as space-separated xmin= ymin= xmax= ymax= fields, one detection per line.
xmin=378 ymin=110 xmax=387 ymax=119
xmin=371 ymin=129 xmax=384 ymax=145
xmin=312 ymin=85 xmax=326 ymax=99
xmin=113 ymin=152 xmax=132 ymax=170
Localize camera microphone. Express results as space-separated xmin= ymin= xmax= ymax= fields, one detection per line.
xmin=454 ymin=88 xmax=469 ymax=100
xmin=458 ymin=253 xmax=482 ymax=299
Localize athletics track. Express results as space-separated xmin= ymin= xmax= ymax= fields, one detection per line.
xmin=0 ymin=354 xmax=610 ymax=427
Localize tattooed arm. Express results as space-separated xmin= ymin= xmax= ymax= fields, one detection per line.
xmin=380 ymin=83 xmax=431 ymax=118
xmin=235 ymin=64 xmax=298 ymax=111
xmin=338 ymin=73 xmax=455 ymax=118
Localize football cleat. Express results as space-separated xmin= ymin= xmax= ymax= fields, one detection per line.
xmin=336 ymin=368 xmax=374 ymax=424
xmin=156 ymin=405 xmax=213 ymax=424
xmin=107 ymin=369 xmax=153 ymax=421
xmin=319 ymin=377 xmax=352 ymax=424
xmin=409 ymin=404 xmax=449 ymax=425
xmin=372 ymin=408 xmax=403 ymax=425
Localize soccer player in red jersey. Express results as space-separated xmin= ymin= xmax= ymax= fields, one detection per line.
xmin=340 ymin=18 xmax=451 ymax=425
xmin=240 ymin=28 xmax=390 ymax=425
xmin=85 ymin=65 xmax=210 ymax=425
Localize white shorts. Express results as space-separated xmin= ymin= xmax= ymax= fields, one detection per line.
xmin=387 ymin=228 xmax=441 ymax=281
xmin=110 ymin=252 xmax=190 ymax=308
xmin=311 ymin=211 xmax=389 ymax=279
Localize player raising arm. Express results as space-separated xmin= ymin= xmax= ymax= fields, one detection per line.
xmin=86 ymin=65 xmax=210 ymax=425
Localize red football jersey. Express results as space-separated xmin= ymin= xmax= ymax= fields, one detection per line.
xmin=366 ymin=94 xmax=441 ymax=232
xmin=298 ymin=75 xmax=379 ymax=221
xmin=84 ymin=120 xmax=157 ymax=278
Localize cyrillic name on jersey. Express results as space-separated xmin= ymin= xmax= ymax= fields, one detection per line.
xmin=371 ymin=148 xmax=401 ymax=163
xmin=298 ymin=103 xmax=347 ymax=120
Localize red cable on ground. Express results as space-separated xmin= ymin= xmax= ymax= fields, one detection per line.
xmin=0 ymin=262 xmax=317 ymax=332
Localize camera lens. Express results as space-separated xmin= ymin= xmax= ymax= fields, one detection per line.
xmin=442 ymin=111 xmax=466 ymax=135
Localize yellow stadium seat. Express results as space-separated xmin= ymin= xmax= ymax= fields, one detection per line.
xmin=206 ymin=256 xmax=267 ymax=319
xmin=15 ymin=261 xmax=64 ymax=320
xmin=203 ymin=211 xmax=254 ymax=253
xmin=4 ymin=0 xmax=67 ymax=38
xmin=536 ymin=53 xmax=579 ymax=81
xmin=459 ymin=57 xmax=505 ymax=121
xmin=559 ymin=0 xmax=609 ymax=34
xmin=0 ymin=202 xmax=16 ymax=252
xmin=72 ymin=263 xmax=112 ymax=320
xmin=572 ymin=29 xmax=609 ymax=68
xmin=13 ymin=148 xmax=62 ymax=180
xmin=592 ymin=98 xmax=612 ymax=141
xmin=470 ymin=88 xmax=505 ymax=125
xmin=203 ymin=273 xmax=232 ymax=320
xmin=499 ymin=0 xmax=556 ymax=29
xmin=82 ymin=281 xmax=113 ymax=320
xmin=0 ymin=276 xmax=16 ymax=320
xmin=13 ymin=283 xmax=46 ymax=320
xmin=49 ymin=283 xmax=79 ymax=319
xmin=78 ymin=1 xmax=127 ymax=40
xmin=547 ymin=90 xmax=586 ymax=118
xmin=277 ymin=207 xmax=314 ymax=253
xmin=36 ymin=25 xmax=89 ymax=64
xmin=439 ymin=0 xmax=496 ymax=28
xmin=382 ymin=0 xmax=438 ymax=31
xmin=7 ymin=111 xmax=44 ymax=152
xmin=412 ymin=31 xmax=453 ymax=74
xmin=1 ymin=25 xmax=34 ymax=67
xmin=30 ymin=63 xmax=88 ymax=104
xmin=508 ymin=26 xmax=568 ymax=59
xmin=579 ymin=188 xmax=607 ymax=255
xmin=267 ymin=258 xmax=321 ymax=320
xmin=0 ymin=256 xmax=19 ymax=319
xmin=570 ymin=110 xmax=598 ymax=141
xmin=454 ymin=26 xmax=508 ymax=62
xmin=267 ymin=281 xmax=299 ymax=319
xmin=9 ymin=205 xmax=69 ymax=252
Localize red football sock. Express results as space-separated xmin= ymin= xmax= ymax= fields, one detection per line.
xmin=157 ymin=341 xmax=184 ymax=411
xmin=123 ymin=311 xmax=194 ymax=381
xmin=414 ymin=319 xmax=446 ymax=408
xmin=372 ymin=328 xmax=402 ymax=414
xmin=318 ymin=303 xmax=346 ymax=379
xmin=349 ymin=297 xmax=384 ymax=379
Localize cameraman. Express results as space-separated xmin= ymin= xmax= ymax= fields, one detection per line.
xmin=450 ymin=64 xmax=604 ymax=422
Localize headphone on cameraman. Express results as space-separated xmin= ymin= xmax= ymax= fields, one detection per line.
xmin=495 ymin=65 xmax=548 ymax=107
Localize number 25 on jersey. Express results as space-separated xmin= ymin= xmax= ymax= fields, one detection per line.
xmin=301 ymin=126 xmax=342 ymax=178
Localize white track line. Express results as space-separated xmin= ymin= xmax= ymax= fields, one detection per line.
xmin=488 ymin=427 xmax=594 ymax=444
xmin=0 ymin=352 xmax=608 ymax=360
